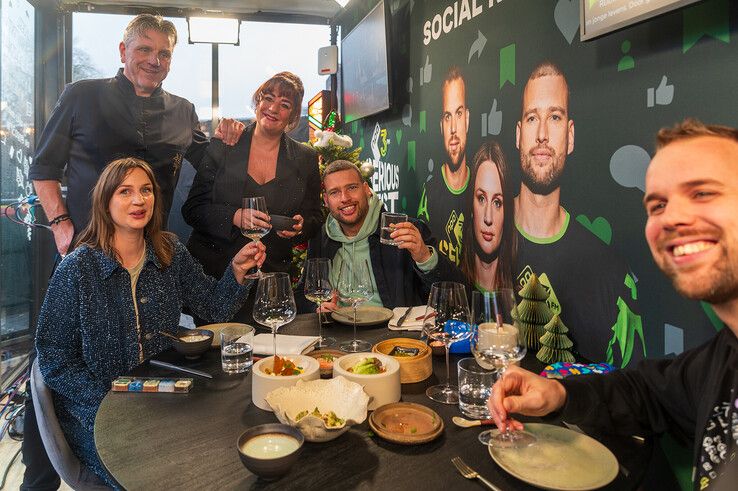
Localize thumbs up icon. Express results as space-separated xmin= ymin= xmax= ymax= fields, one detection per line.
xmin=481 ymin=99 xmax=503 ymax=136
xmin=419 ymin=56 xmax=432 ymax=86
xmin=647 ymin=76 xmax=674 ymax=108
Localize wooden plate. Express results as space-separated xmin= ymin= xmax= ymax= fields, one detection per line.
xmin=487 ymin=423 xmax=618 ymax=490
xmin=331 ymin=306 xmax=394 ymax=326
xmin=368 ymin=402 xmax=443 ymax=445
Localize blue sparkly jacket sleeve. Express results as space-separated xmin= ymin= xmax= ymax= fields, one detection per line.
xmin=35 ymin=256 xmax=109 ymax=431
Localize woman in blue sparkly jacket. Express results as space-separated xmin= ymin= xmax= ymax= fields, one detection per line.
xmin=35 ymin=157 xmax=265 ymax=486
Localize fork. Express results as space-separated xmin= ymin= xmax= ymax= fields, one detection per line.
xmin=451 ymin=457 xmax=502 ymax=491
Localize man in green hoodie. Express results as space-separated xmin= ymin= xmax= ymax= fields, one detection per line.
xmin=304 ymin=160 xmax=461 ymax=312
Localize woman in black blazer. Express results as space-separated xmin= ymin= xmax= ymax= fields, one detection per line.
xmin=183 ymin=72 xmax=322 ymax=322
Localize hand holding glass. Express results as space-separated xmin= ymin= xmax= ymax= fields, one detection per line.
xmin=240 ymin=196 xmax=271 ymax=279
xmin=303 ymin=258 xmax=336 ymax=348
xmin=422 ymin=282 xmax=470 ymax=404
xmin=380 ymin=212 xmax=408 ymax=245
xmin=470 ymin=289 xmax=535 ymax=448
xmin=252 ymin=273 xmax=296 ymax=357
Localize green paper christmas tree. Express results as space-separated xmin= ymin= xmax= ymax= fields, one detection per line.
xmin=536 ymin=314 xmax=576 ymax=364
xmin=513 ymin=274 xmax=552 ymax=351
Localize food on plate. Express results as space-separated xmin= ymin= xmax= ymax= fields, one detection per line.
xmin=388 ymin=346 xmax=420 ymax=357
xmin=295 ymin=407 xmax=346 ymax=428
xmin=347 ymin=357 xmax=385 ymax=375
xmin=264 ymin=355 xmax=304 ymax=376
xmin=317 ymin=354 xmax=336 ymax=371
xmin=379 ymin=407 xmax=436 ymax=435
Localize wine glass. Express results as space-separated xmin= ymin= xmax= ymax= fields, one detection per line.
xmin=423 ymin=282 xmax=471 ymax=404
xmin=240 ymin=196 xmax=271 ymax=279
xmin=303 ymin=258 xmax=336 ymax=348
xmin=470 ymin=288 xmax=536 ymax=448
xmin=252 ymin=273 xmax=296 ymax=358
xmin=336 ymin=258 xmax=373 ymax=353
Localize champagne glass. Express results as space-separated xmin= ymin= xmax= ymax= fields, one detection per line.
xmin=240 ymin=196 xmax=271 ymax=279
xmin=252 ymin=273 xmax=296 ymax=358
xmin=470 ymin=288 xmax=535 ymax=448
xmin=303 ymin=258 xmax=336 ymax=348
xmin=423 ymin=282 xmax=471 ymax=404
xmin=336 ymin=258 xmax=373 ymax=353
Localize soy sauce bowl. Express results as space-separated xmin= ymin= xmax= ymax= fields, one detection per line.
xmin=237 ymin=424 xmax=304 ymax=480
xmin=172 ymin=328 xmax=214 ymax=359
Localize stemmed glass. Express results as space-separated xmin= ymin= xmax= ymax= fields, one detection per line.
xmin=240 ymin=196 xmax=271 ymax=279
xmin=337 ymin=259 xmax=373 ymax=353
xmin=252 ymin=273 xmax=296 ymax=358
xmin=470 ymin=288 xmax=535 ymax=448
xmin=423 ymin=282 xmax=471 ymax=404
xmin=303 ymin=258 xmax=336 ymax=348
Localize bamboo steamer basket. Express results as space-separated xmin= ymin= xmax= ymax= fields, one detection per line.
xmin=372 ymin=338 xmax=432 ymax=383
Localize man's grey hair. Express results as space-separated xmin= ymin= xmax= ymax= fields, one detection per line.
xmin=123 ymin=14 xmax=178 ymax=47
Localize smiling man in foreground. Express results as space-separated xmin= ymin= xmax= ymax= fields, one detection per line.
xmin=489 ymin=119 xmax=738 ymax=490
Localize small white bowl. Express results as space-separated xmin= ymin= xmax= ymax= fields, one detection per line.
xmin=265 ymin=376 xmax=370 ymax=442
xmin=333 ymin=353 xmax=401 ymax=410
xmin=252 ymin=355 xmax=319 ymax=411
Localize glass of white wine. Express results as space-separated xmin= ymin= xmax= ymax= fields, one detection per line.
xmin=470 ymin=289 xmax=536 ymax=448
xmin=303 ymin=258 xmax=336 ymax=348
xmin=241 ymin=196 xmax=271 ymax=279
xmin=252 ymin=273 xmax=296 ymax=357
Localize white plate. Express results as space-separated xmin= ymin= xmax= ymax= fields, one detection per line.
xmin=487 ymin=423 xmax=619 ymax=490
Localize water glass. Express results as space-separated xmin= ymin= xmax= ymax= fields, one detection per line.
xmin=220 ymin=324 xmax=255 ymax=374
xmin=380 ymin=212 xmax=408 ymax=245
xmin=457 ymin=357 xmax=497 ymax=420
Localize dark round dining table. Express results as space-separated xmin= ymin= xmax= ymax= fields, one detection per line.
xmin=94 ymin=313 xmax=653 ymax=490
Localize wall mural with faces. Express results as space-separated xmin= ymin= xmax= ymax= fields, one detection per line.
xmin=339 ymin=0 xmax=737 ymax=363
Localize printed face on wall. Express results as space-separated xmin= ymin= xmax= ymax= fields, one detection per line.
xmin=473 ymin=160 xmax=504 ymax=258
xmin=109 ymin=167 xmax=154 ymax=235
xmin=644 ymin=136 xmax=738 ymax=305
xmin=119 ymin=29 xmax=174 ymax=97
xmin=440 ymin=77 xmax=470 ymax=172
xmin=516 ymin=74 xmax=574 ymax=195
xmin=323 ymin=169 xmax=373 ymax=232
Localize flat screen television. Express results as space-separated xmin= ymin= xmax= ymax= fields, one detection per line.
xmin=580 ymin=0 xmax=702 ymax=41
xmin=341 ymin=0 xmax=391 ymax=123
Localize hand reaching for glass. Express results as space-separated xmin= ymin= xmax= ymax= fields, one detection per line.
xmin=230 ymin=241 xmax=267 ymax=284
xmin=276 ymin=214 xmax=304 ymax=239
xmin=487 ymin=365 xmax=567 ymax=432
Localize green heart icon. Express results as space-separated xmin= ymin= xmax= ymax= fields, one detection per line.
xmin=395 ymin=129 xmax=403 ymax=145
xmin=576 ymin=215 xmax=612 ymax=244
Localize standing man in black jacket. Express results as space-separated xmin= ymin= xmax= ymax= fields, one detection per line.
xmin=306 ymin=160 xmax=461 ymax=313
xmin=488 ymin=119 xmax=738 ymax=490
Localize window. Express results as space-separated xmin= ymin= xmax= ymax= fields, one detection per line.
xmin=1 ymin=0 xmax=35 ymax=383
xmin=219 ymin=21 xmax=331 ymax=140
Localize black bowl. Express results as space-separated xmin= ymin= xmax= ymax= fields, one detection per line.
xmin=237 ymin=424 xmax=304 ymax=480
xmin=172 ymin=328 xmax=214 ymax=359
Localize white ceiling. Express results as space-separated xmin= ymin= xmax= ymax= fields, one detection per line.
xmin=60 ymin=1 xmax=343 ymax=19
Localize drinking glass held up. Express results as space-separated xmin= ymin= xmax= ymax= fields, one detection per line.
xmin=240 ymin=196 xmax=271 ymax=279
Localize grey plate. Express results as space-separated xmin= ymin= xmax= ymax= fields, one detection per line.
xmin=487 ymin=423 xmax=618 ymax=490
xmin=331 ymin=306 xmax=394 ymax=326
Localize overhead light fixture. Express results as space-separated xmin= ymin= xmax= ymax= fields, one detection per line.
xmin=187 ymin=16 xmax=240 ymax=45
xmin=335 ymin=0 xmax=351 ymax=7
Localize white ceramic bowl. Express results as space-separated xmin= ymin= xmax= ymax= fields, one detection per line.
xmin=252 ymin=355 xmax=319 ymax=411
xmin=333 ymin=353 xmax=401 ymax=410
xmin=265 ymin=376 xmax=370 ymax=442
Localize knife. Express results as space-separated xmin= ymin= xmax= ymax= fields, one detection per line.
xmin=396 ymin=306 xmax=414 ymax=326
xmin=149 ymin=359 xmax=213 ymax=379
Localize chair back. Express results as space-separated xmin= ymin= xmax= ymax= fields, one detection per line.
xmin=30 ymin=359 xmax=106 ymax=490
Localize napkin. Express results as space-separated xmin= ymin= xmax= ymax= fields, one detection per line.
xmin=251 ymin=334 xmax=320 ymax=355
xmin=388 ymin=306 xmax=429 ymax=331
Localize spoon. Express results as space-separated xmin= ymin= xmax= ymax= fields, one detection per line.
xmin=452 ymin=416 xmax=496 ymax=428
xmin=158 ymin=331 xmax=181 ymax=341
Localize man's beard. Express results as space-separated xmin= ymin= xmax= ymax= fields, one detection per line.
xmin=446 ymin=142 xmax=466 ymax=173
xmin=662 ymin=246 xmax=738 ymax=305
xmin=520 ymin=148 xmax=565 ymax=196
